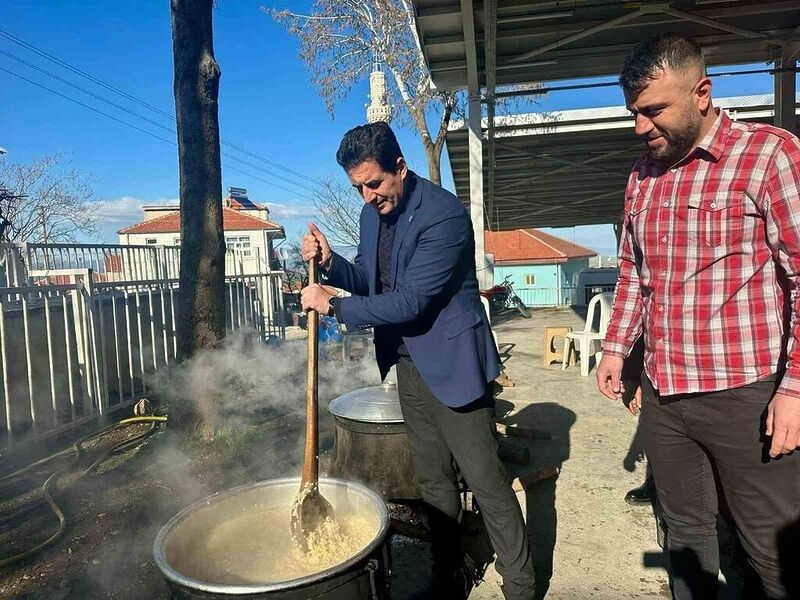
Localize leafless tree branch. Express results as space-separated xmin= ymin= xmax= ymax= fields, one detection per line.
xmin=268 ymin=0 xmax=470 ymax=185
xmin=312 ymin=179 xmax=362 ymax=249
xmin=0 ymin=153 xmax=98 ymax=243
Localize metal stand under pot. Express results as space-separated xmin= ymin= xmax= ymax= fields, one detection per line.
xmin=326 ymin=369 xmax=497 ymax=590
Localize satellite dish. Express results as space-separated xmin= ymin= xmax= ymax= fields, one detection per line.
xmin=276 ymin=247 xmax=290 ymax=261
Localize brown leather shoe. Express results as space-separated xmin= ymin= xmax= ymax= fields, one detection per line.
xmin=496 ymin=372 xmax=516 ymax=388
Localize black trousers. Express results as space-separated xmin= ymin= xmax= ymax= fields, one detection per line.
xmin=641 ymin=374 xmax=800 ymax=600
xmin=396 ymin=357 xmax=536 ymax=600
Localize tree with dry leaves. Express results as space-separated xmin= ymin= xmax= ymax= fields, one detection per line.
xmin=0 ymin=153 xmax=97 ymax=243
xmin=271 ymin=0 xmax=456 ymax=185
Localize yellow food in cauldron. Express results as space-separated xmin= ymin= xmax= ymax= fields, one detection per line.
xmin=170 ymin=507 xmax=376 ymax=585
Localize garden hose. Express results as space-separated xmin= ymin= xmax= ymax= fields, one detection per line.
xmin=0 ymin=413 xmax=167 ymax=568
xmin=0 ymin=472 xmax=65 ymax=568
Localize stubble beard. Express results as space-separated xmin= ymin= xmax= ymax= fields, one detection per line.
xmin=649 ymin=108 xmax=701 ymax=166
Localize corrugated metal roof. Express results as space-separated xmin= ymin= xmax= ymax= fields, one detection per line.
xmin=446 ymin=95 xmax=800 ymax=229
xmin=412 ymin=0 xmax=799 ymax=90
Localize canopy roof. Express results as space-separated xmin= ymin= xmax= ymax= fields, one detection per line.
xmin=413 ymin=0 xmax=800 ymax=90
xmin=445 ymin=94 xmax=800 ymax=229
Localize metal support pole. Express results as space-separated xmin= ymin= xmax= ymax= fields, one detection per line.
xmin=773 ymin=46 xmax=797 ymax=134
xmin=468 ymin=93 xmax=488 ymax=290
xmin=557 ymin=263 xmax=563 ymax=306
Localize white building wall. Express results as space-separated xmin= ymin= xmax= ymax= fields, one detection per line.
xmin=119 ymin=229 xmax=274 ymax=277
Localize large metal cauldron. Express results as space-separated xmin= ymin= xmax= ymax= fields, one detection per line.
xmin=327 ymin=373 xmax=420 ymax=501
xmin=153 ymin=478 xmax=390 ymax=599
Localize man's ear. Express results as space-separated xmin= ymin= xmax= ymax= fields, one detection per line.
xmin=396 ymin=156 xmax=408 ymax=178
xmin=694 ymin=76 xmax=712 ymax=112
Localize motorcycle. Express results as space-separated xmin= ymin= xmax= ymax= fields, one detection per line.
xmin=480 ymin=275 xmax=531 ymax=318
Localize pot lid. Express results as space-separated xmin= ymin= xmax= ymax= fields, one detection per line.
xmin=328 ymin=368 xmax=403 ymax=424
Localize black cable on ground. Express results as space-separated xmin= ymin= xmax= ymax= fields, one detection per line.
xmin=0 ymin=414 xmax=168 ymax=568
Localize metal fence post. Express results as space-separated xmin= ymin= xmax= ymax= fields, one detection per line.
xmin=70 ymin=277 xmax=93 ymax=418
xmin=81 ymin=270 xmax=108 ymax=416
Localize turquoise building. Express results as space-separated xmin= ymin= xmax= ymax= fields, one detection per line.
xmin=485 ymin=229 xmax=596 ymax=307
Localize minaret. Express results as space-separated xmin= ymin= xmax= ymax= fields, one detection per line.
xmin=366 ymin=53 xmax=392 ymax=124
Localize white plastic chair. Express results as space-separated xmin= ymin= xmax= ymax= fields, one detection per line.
xmin=562 ymin=291 xmax=614 ymax=376
xmin=481 ymin=296 xmax=500 ymax=352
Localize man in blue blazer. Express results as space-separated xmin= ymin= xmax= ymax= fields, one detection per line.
xmin=301 ymin=123 xmax=535 ymax=600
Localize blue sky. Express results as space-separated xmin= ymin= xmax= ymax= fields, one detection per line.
xmin=0 ymin=1 xmax=780 ymax=255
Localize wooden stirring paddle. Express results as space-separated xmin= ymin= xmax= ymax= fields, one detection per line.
xmin=290 ymin=256 xmax=334 ymax=551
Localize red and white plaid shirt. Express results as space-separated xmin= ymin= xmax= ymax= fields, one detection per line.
xmin=604 ymin=110 xmax=800 ymax=397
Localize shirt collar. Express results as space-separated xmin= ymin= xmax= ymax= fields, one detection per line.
xmin=693 ymin=108 xmax=729 ymax=162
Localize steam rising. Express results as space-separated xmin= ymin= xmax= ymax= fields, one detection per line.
xmin=151 ymin=330 xmax=380 ymax=438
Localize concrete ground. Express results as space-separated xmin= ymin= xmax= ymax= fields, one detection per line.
xmin=467 ymin=307 xmax=670 ymax=600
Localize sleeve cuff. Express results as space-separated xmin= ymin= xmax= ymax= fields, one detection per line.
xmin=776 ymin=370 xmax=800 ymax=399
xmin=602 ymin=341 xmax=632 ymax=358
xmin=320 ymin=253 xmax=337 ymax=280
xmin=332 ymin=297 xmax=344 ymax=322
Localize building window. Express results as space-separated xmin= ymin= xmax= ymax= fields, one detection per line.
xmin=524 ymin=274 xmax=536 ymax=286
xmin=226 ymin=235 xmax=252 ymax=256
xmin=146 ymin=238 xmax=157 ymax=245
xmin=173 ymin=237 xmax=181 ymax=246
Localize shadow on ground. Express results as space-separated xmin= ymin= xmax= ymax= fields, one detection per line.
xmin=497 ymin=399 xmax=576 ymax=600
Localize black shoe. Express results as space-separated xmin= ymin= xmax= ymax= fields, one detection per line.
xmin=625 ymin=481 xmax=654 ymax=506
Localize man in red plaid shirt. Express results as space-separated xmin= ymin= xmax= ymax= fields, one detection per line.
xmin=596 ymin=34 xmax=800 ymax=599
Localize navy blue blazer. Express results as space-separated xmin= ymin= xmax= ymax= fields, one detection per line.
xmin=323 ymin=171 xmax=499 ymax=407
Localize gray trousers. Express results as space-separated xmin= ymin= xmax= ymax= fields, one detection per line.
xmin=396 ymin=357 xmax=536 ymax=600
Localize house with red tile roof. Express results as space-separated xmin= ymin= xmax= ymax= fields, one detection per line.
xmin=118 ymin=187 xmax=285 ymax=275
xmin=484 ymin=229 xmax=597 ymax=307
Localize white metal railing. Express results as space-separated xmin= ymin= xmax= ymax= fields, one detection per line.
xmin=0 ymin=280 xmax=99 ymax=448
xmin=0 ymin=242 xmax=286 ymax=453
xmin=2 ymin=242 xmax=182 ymax=285
xmin=516 ymin=286 xmax=577 ymax=307
xmin=515 ymin=285 xmax=615 ymax=307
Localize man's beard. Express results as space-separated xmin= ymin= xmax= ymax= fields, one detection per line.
xmin=648 ymin=114 xmax=701 ymax=165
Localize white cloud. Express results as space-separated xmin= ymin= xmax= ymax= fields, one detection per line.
xmin=90 ymin=197 xmax=318 ymax=232
xmin=91 ymin=196 xmax=178 ymax=224
xmin=266 ymin=202 xmax=318 ymax=220
xmin=89 ymin=196 xmax=180 ymax=243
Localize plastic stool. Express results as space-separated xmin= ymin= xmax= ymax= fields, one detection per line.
xmin=543 ymin=326 xmax=573 ymax=366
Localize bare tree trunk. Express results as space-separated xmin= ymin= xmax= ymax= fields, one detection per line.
xmin=418 ymin=96 xmax=454 ymax=186
xmin=424 ymin=144 xmax=441 ymax=186
xmin=171 ymin=0 xmax=225 ymax=359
